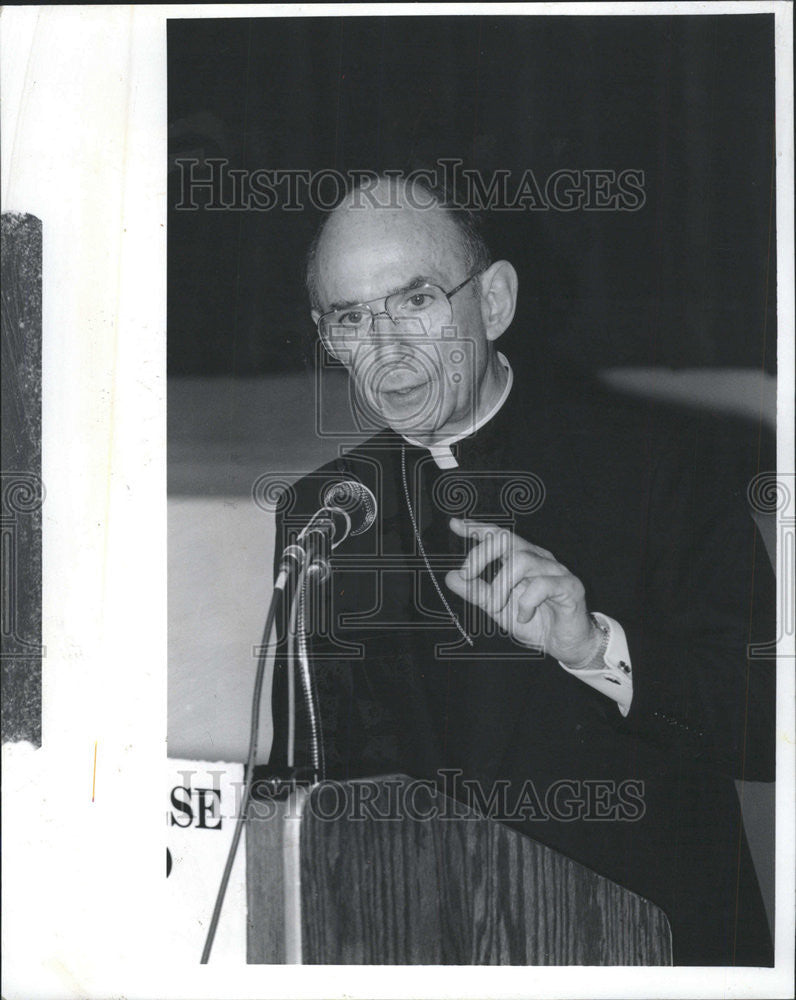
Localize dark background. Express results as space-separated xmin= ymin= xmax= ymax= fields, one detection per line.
xmin=168 ymin=14 xmax=776 ymax=378
xmin=166 ymin=17 xmax=777 ymax=934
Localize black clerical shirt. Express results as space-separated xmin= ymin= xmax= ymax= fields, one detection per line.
xmin=269 ymin=362 xmax=775 ymax=965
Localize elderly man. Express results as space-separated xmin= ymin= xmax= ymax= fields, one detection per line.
xmin=269 ymin=175 xmax=775 ymax=965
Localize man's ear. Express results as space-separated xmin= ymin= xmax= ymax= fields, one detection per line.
xmin=478 ymin=260 xmax=518 ymax=342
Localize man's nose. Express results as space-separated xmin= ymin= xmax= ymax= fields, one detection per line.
xmin=370 ymin=309 xmax=397 ymax=333
xmin=370 ymin=310 xmax=427 ymax=341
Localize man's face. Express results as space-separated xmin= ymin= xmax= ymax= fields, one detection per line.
xmin=313 ymin=199 xmax=491 ymax=440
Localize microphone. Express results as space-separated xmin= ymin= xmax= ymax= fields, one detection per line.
xmin=276 ymin=480 xmax=377 ymax=588
xmin=320 ymin=479 xmax=377 ymax=541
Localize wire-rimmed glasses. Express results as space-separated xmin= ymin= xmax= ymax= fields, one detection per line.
xmin=316 ymin=270 xmax=482 ymax=355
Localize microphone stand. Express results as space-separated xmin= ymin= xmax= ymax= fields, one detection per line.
xmin=199 ymin=528 xmax=331 ymax=964
xmin=200 ymin=479 xmax=377 ymax=962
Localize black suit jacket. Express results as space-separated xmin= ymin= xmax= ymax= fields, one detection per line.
xmin=269 ymin=367 xmax=776 ymax=965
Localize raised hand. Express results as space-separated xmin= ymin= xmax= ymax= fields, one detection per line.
xmin=444 ymin=518 xmax=600 ymax=666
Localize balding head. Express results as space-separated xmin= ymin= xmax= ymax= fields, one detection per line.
xmin=304 ymin=173 xmax=517 ymax=443
xmin=306 ymin=176 xmax=490 ymax=312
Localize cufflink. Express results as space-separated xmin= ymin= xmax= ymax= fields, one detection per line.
xmin=591 ymin=611 xmax=632 ymax=676
xmin=557 ymin=612 xmax=634 ymax=717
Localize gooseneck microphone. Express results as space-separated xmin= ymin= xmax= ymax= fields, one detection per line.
xmin=202 ymin=478 xmax=376 ymax=964
xmin=320 ymin=479 xmax=378 ymax=538
xmin=276 ymin=479 xmax=378 ymax=588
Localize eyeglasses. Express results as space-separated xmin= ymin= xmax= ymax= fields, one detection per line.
xmin=316 ymin=270 xmax=483 ymax=351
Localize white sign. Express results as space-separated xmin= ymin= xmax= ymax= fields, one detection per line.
xmin=166 ymin=758 xmax=246 ymax=965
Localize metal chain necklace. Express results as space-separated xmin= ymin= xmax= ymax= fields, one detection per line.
xmin=400 ymin=443 xmax=474 ymax=647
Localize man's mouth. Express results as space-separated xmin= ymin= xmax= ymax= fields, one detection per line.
xmin=382 ymin=379 xmax=430 ymax=396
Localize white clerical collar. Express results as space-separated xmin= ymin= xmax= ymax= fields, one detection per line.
xmin=401 ymin=352 xmax=514 ymax=469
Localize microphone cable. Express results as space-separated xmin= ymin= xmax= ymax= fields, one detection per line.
xmin=199 ymin=582 xmax=284 ymax=964
xmin=199 ymin=478 xmax=375 ymax=962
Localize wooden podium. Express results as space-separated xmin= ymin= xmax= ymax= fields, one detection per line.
xmin=246 ymin=776 xmax=672 ymax=965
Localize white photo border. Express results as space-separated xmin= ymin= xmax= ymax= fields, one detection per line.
xmin=1 ymin=3 xmax=793 ymax=998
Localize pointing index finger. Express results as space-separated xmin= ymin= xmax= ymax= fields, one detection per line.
xmin=449 ymin=517 xmax=501 ymax=541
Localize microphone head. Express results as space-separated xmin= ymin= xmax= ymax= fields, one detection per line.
xmin=322 ymin=480 xmax=377 ymax=537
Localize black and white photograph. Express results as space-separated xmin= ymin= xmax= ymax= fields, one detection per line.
xmin=2 ymin=4 xmax=795 ymax=998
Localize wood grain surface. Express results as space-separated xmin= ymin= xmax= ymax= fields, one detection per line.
xmin=297 ymin=777 xmax=672 ymax=965
xmin=246 ymin=795 xmax=289 ymax=963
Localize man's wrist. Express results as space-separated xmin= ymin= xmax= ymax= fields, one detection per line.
xmin=561 ymin=614 xmax=610 ymax=671
xmin=557 ymin=613 xmax=634 ymax=717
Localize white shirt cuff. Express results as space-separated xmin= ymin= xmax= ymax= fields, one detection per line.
xmin=558 ymin=612 xmax=633 ymax=716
